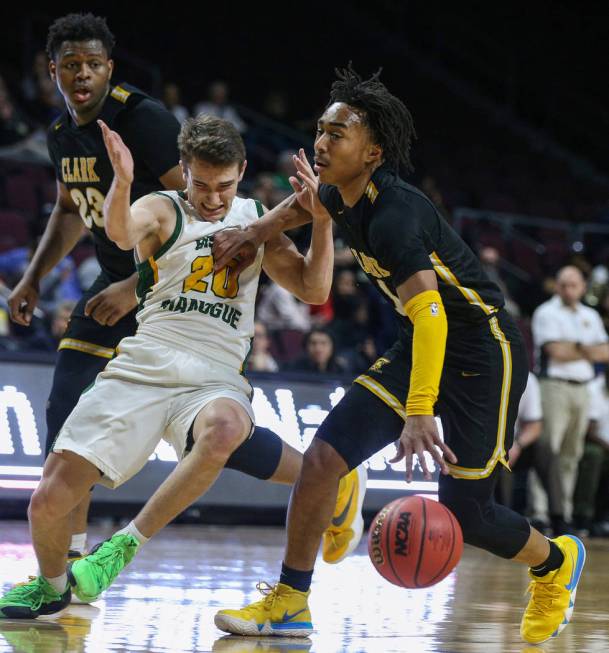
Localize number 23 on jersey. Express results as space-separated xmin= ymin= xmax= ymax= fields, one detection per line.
xmin=70 ymin=187 xmax=106 ymax=229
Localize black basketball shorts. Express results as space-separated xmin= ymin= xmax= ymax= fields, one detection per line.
xmin=315 ymin=309 xmax=528 ymax=479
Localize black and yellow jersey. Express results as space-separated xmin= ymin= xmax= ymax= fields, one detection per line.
xmin=47 ymin=83 xmax=180 ymax=282
xmin=319 ymin=164 xmax=504 ymax=335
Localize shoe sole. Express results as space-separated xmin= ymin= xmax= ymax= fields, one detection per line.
xmin=522 ymin=535 xmax=587 ymax=644
xmin=70 ymin=594 xmax=97 ymax=605
xmin=214 ymin=613 xmax=312 ymax=637
xmin=323 ymin=465 xmax=368 ymax=564
xmin=550 ymin=535 xmax=586 ymax=641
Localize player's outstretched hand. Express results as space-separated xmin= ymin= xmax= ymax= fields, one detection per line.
xmin=390 ymin=415 xmax=458 ymax=482
xmin=289 ymin=149 xmax=327 ymax=220
xmin=7 ymin=278 xmax=39 ymax=326
xmin=85 ymin=277 xmax=138 ymax=326
xmin=98 ymin=119 xmax=134 ymax=185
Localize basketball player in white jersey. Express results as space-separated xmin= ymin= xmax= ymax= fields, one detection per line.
xmin=0 ymin=114 xmax=365 ymax=618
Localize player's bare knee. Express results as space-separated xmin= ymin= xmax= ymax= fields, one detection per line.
xmin=194 ymin=414 xmax=249 ymax=461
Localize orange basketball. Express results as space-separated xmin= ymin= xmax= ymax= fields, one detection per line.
xmin=368 ymin=495 xmax=463 ymax=588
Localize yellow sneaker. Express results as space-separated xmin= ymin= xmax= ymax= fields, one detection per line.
xmin=521 ymin=535 xmax=586 ymax=644
xmin=322 ymin=464 xmax=367 ymax=563
xmin=214 ymin=582 xmax=312 ymax=637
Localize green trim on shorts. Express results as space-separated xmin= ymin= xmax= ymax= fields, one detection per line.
xmin=240 ymin=337 xmax=254 ymax=376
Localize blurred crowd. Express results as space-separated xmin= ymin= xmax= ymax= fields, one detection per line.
xmin=2 ymin=60 xmax=609 ymax=538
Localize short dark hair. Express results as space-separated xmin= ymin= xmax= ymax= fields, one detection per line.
xmin=328 ymin=63 xmax=416 ymax=173
xmin=46 ymin=13 xmax=115 ymax=60
xmin=178 ymin=114 xmax=246 ymax=168
xmin=304 ymin=327 xmax=335 ymax=350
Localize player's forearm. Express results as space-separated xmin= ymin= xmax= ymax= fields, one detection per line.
xmin=23 ymin=206 xmax=83 ymax=284
xmin=404 ymin=291 xmax=448 ymax=415
xmin=299 ymin=214 xmax=334 ymax=304
xmin=104 ymin=178 xmax=137 ymax=250
xmin=251 ymin=195 xmax=313 ymax=246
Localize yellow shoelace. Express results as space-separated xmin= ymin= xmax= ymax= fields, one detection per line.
xmin=526 ymin=581 xmax=561 ymax=616
xmin=12 ymin=575 xmax=37 ymax=588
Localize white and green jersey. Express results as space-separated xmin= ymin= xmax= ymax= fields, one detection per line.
xmin=135 ymin=190 xmax=264 ymax=372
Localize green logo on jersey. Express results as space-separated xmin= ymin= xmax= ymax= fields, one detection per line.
xmin=195 ymin=236 xmax=214 ymax=250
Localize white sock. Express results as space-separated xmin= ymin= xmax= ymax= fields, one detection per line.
xmin=45 ymin=572 xmax=68 ymax=594
xmin=114 ymin=520 xmax=149 ymax=545
xmin=70 ymin=533 xmax=87 ymax=554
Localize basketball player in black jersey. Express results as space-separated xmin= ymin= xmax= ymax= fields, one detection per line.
xmin=212 ymin=66 xmax=585 ymax=645
xmin=7 ymin=13 xmax=184 ymax=561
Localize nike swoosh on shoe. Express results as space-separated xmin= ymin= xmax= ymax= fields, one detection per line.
xmin=281 ymin=608 xmax=308 ymax=622
xmin=331 ymin=486 xmax=355 ymax=527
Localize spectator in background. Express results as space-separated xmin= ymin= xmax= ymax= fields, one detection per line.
xmin=195 ymin=81 xmax=246 ymax=133
xmin=248 ymin=321 xmax=279 ymax=372
xmin=340 ymin=336 xmax=378 ymax=376
xmin=499 ymin=372 xmax=566 ymax=534
xmin=272 ymin=150 xmax=298 ymax=197
xmin=163 ymin=82 xmax=189 ymax=124
xmin=330 ymin=269 xmax=361 ymax=319
xmin=257 ymin=280 xmax=311 ymax=333
xmin=421 ymin=176 xmax=450 ymax=221
xmin=0 ymin=76 xmax=33 ymax=145
xmin=251 ymin=173 xmax=279 ymax=209
xmin=256 ymin=280 xmax=311 ymax=364
xmin=16 ymin=299 xmax=77 ymax=352
xmin=0 ymin=245 xmax=81 ymax=312
xmin=20 ymin=50 xmax=62 ymax=126
xmin=288 ymin=327 xmax=348 ymax=375
xmin=572 ymin=368 xmax=609 ymax=537
xmin=262 ymin=90 xmax=289 ymax=124
xmin=531 ymin=265 xmax=609 ymax=527
xmin=479 ymin=246 xmax=520 ymax=317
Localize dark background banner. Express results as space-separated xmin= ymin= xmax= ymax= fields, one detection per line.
xmin=0 ymin=357 xmax=438 ymax=514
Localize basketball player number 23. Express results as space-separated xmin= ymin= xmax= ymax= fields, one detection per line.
xmin=182 ymin=255 xmax=240 ymax=299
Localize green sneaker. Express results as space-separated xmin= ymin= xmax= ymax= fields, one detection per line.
xmin=67 ymin=533 xmax=139 ymax=603
xmin=0 ymin=576 xmax=70 ymax=619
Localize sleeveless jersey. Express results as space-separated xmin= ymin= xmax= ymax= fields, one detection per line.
xmin=135 ymin=191 xmax=264 ymax=371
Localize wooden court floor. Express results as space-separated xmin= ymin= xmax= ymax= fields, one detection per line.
xmin=1 ymin=520 xmax=608 ymax=653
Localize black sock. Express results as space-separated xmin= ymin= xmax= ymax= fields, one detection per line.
xmin=530 ymin=541 xmax=565 ymax=577
xmin=280 ymin=563 xmax=313 ymax=592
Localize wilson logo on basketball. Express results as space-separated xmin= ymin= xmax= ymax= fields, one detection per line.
xmin=394 ymin=511 xmax=412 ymax=556
xmin=369 ymin=506 xmax=390 ymax=565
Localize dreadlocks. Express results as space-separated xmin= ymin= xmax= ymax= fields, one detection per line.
xmin=46 ymin=13 xmax=116 ymax=60
xmin=328 ymin=64 xmax=416 ymax=174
